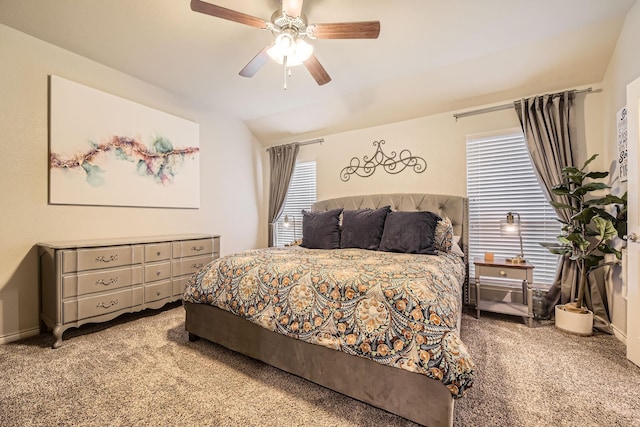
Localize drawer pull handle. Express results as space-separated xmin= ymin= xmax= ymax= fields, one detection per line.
xmin=156 ymin=291 xmax=161 ymax=296
xmin=191 ymin=245 xmax=204 ymax=252
xmin=191 ymin=263 xmax=204 ymax=269
xmin=96 ymin=299 xmax=118 ymax=309
xmin=95 ymin=277 xmax=118 ymax=286
xmin=500 ymin=270 xmax=506 ymax=277
xmin=95 ymin=254 xmax=118 ymax=263
xmin=156 ymin=251 xmax=161 ymax=256
xmin=156 ymin=271 xmax=161 ymax=276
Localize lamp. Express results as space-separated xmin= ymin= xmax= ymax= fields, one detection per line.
xmin=283 ymin=214 xmax=298 ymax=243
xmin=501 ymin=212 xmax=525 ymax=264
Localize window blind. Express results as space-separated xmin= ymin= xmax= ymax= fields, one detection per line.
xmin=275 ymin=161 xmax=317 ymax=247
xmin=466 ymin=132 xmax=560 ymax=287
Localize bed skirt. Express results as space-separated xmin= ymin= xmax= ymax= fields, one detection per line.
xmin=184 ymin=301 xmax=454 ymax=427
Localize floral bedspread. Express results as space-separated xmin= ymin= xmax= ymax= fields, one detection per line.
xmin=183 ymin=247 xmax=474 ymax=398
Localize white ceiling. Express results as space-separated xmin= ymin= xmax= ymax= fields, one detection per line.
xmin=0 ymin=0 xmax=636 ymax=145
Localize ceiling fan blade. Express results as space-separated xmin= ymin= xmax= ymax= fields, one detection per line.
xmin=239 ymin=44 xmax=274 ymax=78
xmin=282 ymin=0 xmax=304 ymax=19
xmin=191 ymin=0 xmax=269 ymax=29
xmin=309 ymin=21 xmax=380 ymax=39
xmin=303 ymin=54 xmax=331 ymax=86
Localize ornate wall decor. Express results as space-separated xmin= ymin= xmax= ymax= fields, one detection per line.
xmin=340 ymin=140 xmax=427 ymax=181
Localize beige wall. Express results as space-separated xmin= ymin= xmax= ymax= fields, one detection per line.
xmin=601 ymin=0 xmax=640 ymax=340
xmin=296 ymin=88 xmax=603 ymax=201
xmin=0 ymin=24 xmax=266 ymax=343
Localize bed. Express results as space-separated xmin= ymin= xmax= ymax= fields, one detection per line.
xmin=183 ymin=193 xmax=473 ymax=427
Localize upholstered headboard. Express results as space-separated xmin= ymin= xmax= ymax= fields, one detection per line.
xmin=312 ymin=193 xmax=469 ymax=303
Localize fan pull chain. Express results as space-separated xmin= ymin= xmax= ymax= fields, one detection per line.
xmin=283 ymin=55 xmax=288 ymax=90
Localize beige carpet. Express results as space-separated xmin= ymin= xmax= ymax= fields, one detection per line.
xmin=1 ymin=303 xmax=639 ymax=427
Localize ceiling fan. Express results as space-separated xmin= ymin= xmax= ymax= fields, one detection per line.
xmin=190 ymin=0 xmax=380 ymax=88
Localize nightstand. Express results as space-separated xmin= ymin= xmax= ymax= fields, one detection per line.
xmin=474 ymin=257 xmax=534 ymax=327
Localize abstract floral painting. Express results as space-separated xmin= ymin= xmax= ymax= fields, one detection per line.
xmin=49 ymin=75 xmax=200 ymax=208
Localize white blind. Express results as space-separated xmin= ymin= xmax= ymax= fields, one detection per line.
xmin=466 ymin=132 xmax=560 ymax=287
xmin=275 ymin=161 xmax=317 ymax=247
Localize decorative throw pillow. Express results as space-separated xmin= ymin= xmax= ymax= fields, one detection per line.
xmin=450 ymin=237 xmax=465 ymax=257
xmin=378 ymin=211 xmax=441 ymax=254
xmin=434 ymin=217 xmax=454 ymax=252
xmin=340 ymin=206 xmax=391 ymax=250
xmin=300 ymin=208 xmax=343 ymax=249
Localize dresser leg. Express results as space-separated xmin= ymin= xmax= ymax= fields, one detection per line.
xmin=52 ymin=325 xmax=64 ymax=349
xmin=188 ymin=332 xmax=200 ymax=342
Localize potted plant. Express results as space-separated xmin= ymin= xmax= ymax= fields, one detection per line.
xmin=542 ymin=154 xmax=627 ymax=335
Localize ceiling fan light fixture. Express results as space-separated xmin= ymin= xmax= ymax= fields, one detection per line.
xmin=275 ymin=32 xmax=295 ymax=52
xmin=267 ymin=36 xmax=313 ymax=66
xmin=294 ymin=39 xmax=313 ymax=61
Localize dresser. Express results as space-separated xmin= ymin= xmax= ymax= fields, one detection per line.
xmin=38 ymin=234 xmax=220 ymax=348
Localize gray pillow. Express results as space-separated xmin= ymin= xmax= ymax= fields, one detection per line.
xmin=301 ymin=208 xmax=343 ymax=249
xmin=378 ymin=211 xmax=441 ymax=254
xmin=340 ymin=206 xmax=391 ymax=250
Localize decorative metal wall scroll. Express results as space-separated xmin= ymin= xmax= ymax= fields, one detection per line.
xmin=340 ymin=140 xmax=427 ymax=181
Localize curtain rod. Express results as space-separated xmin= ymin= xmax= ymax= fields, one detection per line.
xmin=452 ymin=87 xmax=596 ymax=120
xmin=265 ymin=138 xmax=324 ymax=152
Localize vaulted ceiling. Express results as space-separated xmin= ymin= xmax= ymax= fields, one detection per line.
xmin=0 ymin=0 xmax=636 ymax=144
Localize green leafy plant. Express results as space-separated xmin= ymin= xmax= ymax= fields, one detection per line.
xmin=542 ymin=154 xmax=627 ymax=313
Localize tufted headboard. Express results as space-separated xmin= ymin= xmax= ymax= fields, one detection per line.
xmin=312 ymin=193 xmax=469 ymax=302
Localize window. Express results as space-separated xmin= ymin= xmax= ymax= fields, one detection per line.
xmin=275 ymin=161 xmax=317 ymax=247
xmin=466 ymin=131 xmax=560 ymax=287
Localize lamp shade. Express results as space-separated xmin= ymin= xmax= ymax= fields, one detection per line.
xmin=500 ymin=213 xmax=520 ymax=234
xmin=501 ymin=211 xmax=525 ymax=263
xmin=282 ymin=214 xmax=298 ymax=243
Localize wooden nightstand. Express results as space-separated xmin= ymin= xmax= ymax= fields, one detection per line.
xmin=474 ymin=257 xmax=534 ymax=327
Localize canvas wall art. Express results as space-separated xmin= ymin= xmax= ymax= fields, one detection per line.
xmin=49 ymin=75 xmax=200 ymax=208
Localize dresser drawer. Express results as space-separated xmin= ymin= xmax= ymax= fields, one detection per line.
xmin=144 ymin=261 xmax=171 ymax=282
xmin=172 ymin=276 xmax=191 ymax=297
xmin=145 ymin=242 xmax=171 ymax=262
xmin=145 ymin=280 xmax=172 ymax=303
xmin=477 ymin=265 xmax=529 ymax=281
xmin=62 ymin=245 xmax=142 ymax=273
xmin=172 ymin=255 xmax=212 ymax=277
xmin=173 ymin=238 xmax=215 ymax=258
xmin=63 ymin=289 xmax=133 ymax=322
xmin=62 ymin=266 xmax=143 ymax=298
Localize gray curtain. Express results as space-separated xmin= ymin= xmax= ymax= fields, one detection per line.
xmin=267 ymin=143 xmax=300 ymax=247
xmin=515 ymin=91 xmax=611 ymax=332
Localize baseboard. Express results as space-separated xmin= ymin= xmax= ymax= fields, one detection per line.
xmin=611 ymin=323 xmax=627 ymax=345
xmin=0 ymin=327 xmax=40 ymax=345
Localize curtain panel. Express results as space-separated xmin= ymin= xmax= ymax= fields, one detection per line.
xmin=515 ymin=91 xmax=611 ymax=332
xmin=267 ymin=143 xmax=300 ymax=247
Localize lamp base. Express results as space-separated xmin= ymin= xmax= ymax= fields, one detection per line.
xmin=506 ymin=256 xmax=526 ymax=264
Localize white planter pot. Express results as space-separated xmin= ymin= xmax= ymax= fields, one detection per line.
xmin=555 ymin=304 xmax=594 ymax=336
